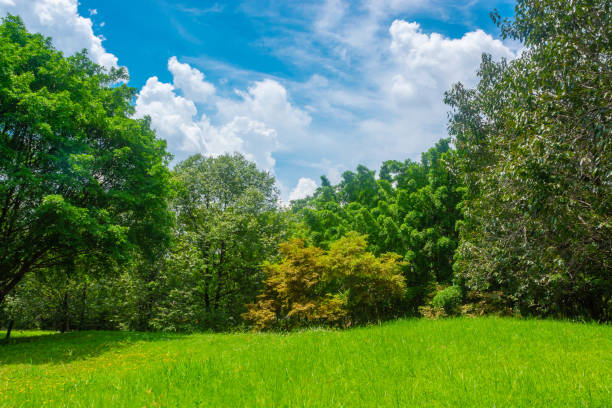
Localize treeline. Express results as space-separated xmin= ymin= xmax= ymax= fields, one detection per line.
xmin=1 ymin=0 xmax=610 ymax=334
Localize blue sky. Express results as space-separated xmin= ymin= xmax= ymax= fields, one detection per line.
xmin=1 ymin=0 xmax=518 ymax=200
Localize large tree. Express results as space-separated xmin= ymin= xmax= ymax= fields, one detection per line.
xmin=293 ymin=139 xmax=462 ymax=308
xmin=446 ymin=0 xmax=611 ymax=319
xmin=152 ymin=153 xmax=287 ymax=331
xmin=0 ymin=16 xmax=173 ymax=305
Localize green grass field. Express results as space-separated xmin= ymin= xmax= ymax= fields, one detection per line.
xmin=0 ymin=318 xmax=610 ymax=407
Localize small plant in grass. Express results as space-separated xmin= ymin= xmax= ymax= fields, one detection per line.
xmin=432 ymin=286 xmax=462 ymax=316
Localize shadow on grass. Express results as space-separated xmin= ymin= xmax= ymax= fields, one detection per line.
xmin=0 ymin=330 xmax=186 ymax=366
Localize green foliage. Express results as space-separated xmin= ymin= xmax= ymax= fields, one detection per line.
xmin=0 ymin=16 xmax=173 ymax=305
xmin=1 ymin=319 xmax=611 ymax=406
xmin=2 ymin=0 xmax=610 ymax=331
xmin=293 ymin=139 xmax=463 ymax=310
xmin=150 ymin=153 xmax=289 ymax=332
xmin=446 ymin=0 xmax=611 ymax=320
xmin=325 ymin=232 xmax=407 ymax=321
xmin=431 ymin=286 xmax=462 ymax=316
xmin=0 ymin=260 xmax=145 ymax=332
xmin=243 ymin=232 xmax=406 ymax=330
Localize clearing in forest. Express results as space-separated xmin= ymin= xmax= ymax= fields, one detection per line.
xmin=0 ymin=317 xmax=610 ymax=407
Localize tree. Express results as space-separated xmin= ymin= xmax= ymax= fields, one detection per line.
xmin=243 ymin=232 xmax=406 ymax=330
xmin=446 ymin=0 xmax=611 ymax=320
xmin=153 ymin=153 xmax=287 ymax=331
xmin=293 ymin=139 xmax=462 ymax=309
xmin=0 ymin=16 xmax=173 ymax=306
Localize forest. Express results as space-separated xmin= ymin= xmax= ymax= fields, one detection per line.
xmin=0 ymin=0 xmax=610 ymax=340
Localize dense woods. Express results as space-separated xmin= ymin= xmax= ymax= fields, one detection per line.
xmin=1 ymin=0 xmax=610 ymax=335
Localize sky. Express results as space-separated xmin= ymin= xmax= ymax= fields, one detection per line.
xmin=0 ymin=0 xmax=519 ymax=201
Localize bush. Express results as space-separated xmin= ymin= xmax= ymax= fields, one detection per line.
xmin=432 ymin=286 xmax=462 ymax=316
xmin=243 ymin=232 xmax=406 ymax=330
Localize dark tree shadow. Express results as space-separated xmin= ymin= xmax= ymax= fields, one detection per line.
xmin=0 ymin=330 xmax=186 ymax=366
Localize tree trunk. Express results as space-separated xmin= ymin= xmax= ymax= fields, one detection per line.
xmin=5 ymin=319 xmax=14 ymax=341
xmin=213 ymin=241 xmax=226 ymax=311
xmin=203 ymin=266 xmax=210 ymax=312
xmin=78 ymin=282 xmax=87 ymax=330
xmin=60 ymin=291 xmax=70 ymax=333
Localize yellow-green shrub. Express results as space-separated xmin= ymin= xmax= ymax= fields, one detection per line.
xmin=243 ymin=232 xmax=406 ymax=330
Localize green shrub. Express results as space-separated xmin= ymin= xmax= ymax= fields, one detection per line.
xmin=243 ymin=232 xmax=406 ymax=330
xmin=432 ymin=286 xmax=462 ymax=315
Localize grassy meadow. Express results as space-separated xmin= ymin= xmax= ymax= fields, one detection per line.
xmin=0 ymin=318 xmax=610 ymax=407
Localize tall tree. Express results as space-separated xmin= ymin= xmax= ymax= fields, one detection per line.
xmin=446 ymin=0 xmax=611 ymax=319
xmin=153 ymin=153 xmax=287 ymax=331
xmin=0 ymin=16 xmax=173 ymax=305
xmin=294 ymin=139 xmax=462 ymax=307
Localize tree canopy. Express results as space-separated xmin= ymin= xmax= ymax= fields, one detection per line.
xmin=446 ymin=0 xmax=611 ymax=319
xmin=2 ymin=0 xmax=611 ymax=333
xmin=150 ymin=153 xmax=288 ymax=331
xmin=293 ymin=139 xmax=463 ymax=308
xmin=0 ymin=15 xmax=173 ymax=305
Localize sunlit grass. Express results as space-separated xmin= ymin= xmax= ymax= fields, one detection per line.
xmin=0 ymin=318 xmax=610 ymax=407
xmin=3 ymin=330 xmax=58 ymax=339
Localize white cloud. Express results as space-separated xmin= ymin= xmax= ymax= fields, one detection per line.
xmin=289 ymin=178 xmax=318 ymax=201
xmin=388 ymin=20 xmax=514 ymax=92
xmin=216 ymin=79 xmax=311 ymax=149
xmin=356 ymin=20 xmax=516 ymax=160
xmin=0 ymin=0 xmax=119 ymax=69
xmin=136 ymin=11 xmax=516 ymax=198
xmin=168 ymin=56 xmax=216 ymax=103
xmin=135 ymin=58 xmax=286 ymax=172
xmin=134 ymin=76 xmax=202 ymax=153
xmin=282 ymin=15 xmax=517 ymax=169
xmin=201 ymin=116 xmax=279 ymax=172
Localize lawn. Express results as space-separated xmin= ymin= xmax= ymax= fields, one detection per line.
xmin=0 ymin=318 xmax=610 ymax=407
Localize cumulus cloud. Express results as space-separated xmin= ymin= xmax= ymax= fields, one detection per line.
xmin=352 ymin=20 xmax=516 ymax=160
xmin=145 ymin=6 xmax=516 ymax=198
xmin=135 ymin=57 xmax=302 ymax=172
xmin=289 ymin=178 xmax=318 ymax=201
xmin=202 ymin=116 xmax=279 ymax=172
xmin=168 ymin=56 xmax=216 ymax=103
xmin=287 ymin=15 xmax=517 ymax=168
xmin=134 ymin=76 xmax=202 ymax=153
xmin=388 ymin=20 xmax=515 ymax=94
xmin=216 ymin=79 xmax=311 ymax=148
xmin=0 ymin=0 xmax=120 ymax=69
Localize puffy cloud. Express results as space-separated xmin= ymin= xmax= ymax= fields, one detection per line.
xmin=389 ymin=20 xmax=515 ymax=93
xmin=202 ymin=116 xmax=279 ymax=172
xmin=216 ymin=79 xmax=311 ymax=148
xmin=0 ymin=0 xmax=119 ymax=69
xmin=294 ymin=19 xmax=517 ymax=166
xmin=135 ymin=58 xmax=284 ymax=172
xmin=134 ymin=76 xmax=203 ymax=153
xmin=353 ymin=20 xmax=517 ymax=160
xmin=289 ymin=178 xmax=318 ymax=201
xmin=168 ymin=56 xmax=215 ymax=103
xmin=264 ymin=1 xmax=518 ymax=178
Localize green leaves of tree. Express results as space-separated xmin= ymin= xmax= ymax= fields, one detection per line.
xmin=0 ymin=15 xmax=172 ymax=304
xmin=447 ymin=0 xmax=611 ymax=320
